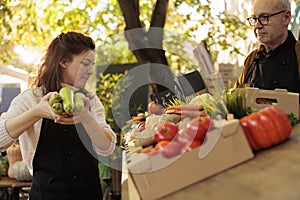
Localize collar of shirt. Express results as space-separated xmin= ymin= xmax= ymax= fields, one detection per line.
xmin=257 ymin=30 xmax=296 ymax=58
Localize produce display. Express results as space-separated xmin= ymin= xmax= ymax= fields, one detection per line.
xmin=123 ymin=83 xmax=299 ymax=199
xmin=123 ymin=94 xmax=217 ymax=158
xmin=123 ymin=90 xmax=299 ymax=158
xmin=49 ymin=86 xmax=85 ymax=115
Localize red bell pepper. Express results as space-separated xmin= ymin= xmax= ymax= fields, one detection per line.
xmin=240 ymin=106 xmax=292 ymax=151
xmin=258 ymin=109 xmax=281 ymax=145
xmin=240 ymin=116 xmax=261 ymax=151
xmin=269 ymin=106 xmax=292 ymax=139
xmin=246 ymin=113 xmax=273 ymax=148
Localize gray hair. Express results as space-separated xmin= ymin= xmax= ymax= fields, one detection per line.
xmin=276 ymin=0 xmax=291 ymax=11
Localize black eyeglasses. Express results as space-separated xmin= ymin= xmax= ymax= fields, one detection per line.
xmin=247 ymin=10 xmax=286 ymax=26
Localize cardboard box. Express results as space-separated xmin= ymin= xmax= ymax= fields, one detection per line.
xmin=125 ymin=119 xmax=254 ymax=200
xmin=244 ymin=87 xmax=299 ymax=119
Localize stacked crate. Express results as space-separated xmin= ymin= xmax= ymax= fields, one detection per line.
xmin=217 ymin=63 xmax=238 ymax=87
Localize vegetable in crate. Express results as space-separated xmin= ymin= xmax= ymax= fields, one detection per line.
xmin=186 ymin=116 xmax=214 ymax=143
xmin=160 ymin=141 xmax=181 ymax=158
xmin=144 ymin=140 xmax=182 ymax=158
xmin=148 ymin=101 xmax=164 ymax=115
xmin=188 ymin=93 xmax=227 ymax=119
xmin=164 ymin=104 xmax=206 ymax=118
xmin=240 ymin=106 xmax=292 ymax=151
xmin=154 ymin=122 xmax=179 ymax=142
xmin=181 ymin=140 xmax=202 ymax=154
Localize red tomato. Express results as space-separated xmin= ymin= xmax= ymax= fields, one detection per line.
xmin=186 ymin=116 xmax=213 ymax=143
xmin=160 ymin=141 xmax=181 ymax=158
xmin=175 ymin=127 xmax=195 ymax=147
xmin=181 ymin=140 xmax=202 ymax=154
xmin=154 ymin=122 xmax=179 ymax=142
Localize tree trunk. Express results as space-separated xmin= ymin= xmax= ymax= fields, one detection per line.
xmin=117 ymin=0 xmax=174 ymax=94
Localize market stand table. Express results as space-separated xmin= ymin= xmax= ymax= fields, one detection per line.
xmin=122 ymin=123 xmax=300 ymax=200
xmin=0 ymin=176 xmax=31 ymax=200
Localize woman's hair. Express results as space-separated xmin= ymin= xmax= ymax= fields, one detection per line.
xmin=33 ymin=31 xmax=95 ymax=94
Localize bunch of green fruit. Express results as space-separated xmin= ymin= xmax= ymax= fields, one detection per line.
xmin=49 ymin=86 xmax=85 ymax=115
xmin=0 ymin=155 xmax=9 ymax=177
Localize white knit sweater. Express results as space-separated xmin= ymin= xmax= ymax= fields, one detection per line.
xmin=0 ymin=87 xmax=116 ymax=175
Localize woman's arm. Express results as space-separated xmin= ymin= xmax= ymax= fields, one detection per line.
xmin=4 ymin=92 xmax=59 ymax=139
xmin=80 ymin=112 xmax=116 ymax=151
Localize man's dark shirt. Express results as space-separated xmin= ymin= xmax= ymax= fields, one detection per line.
xmin=244 ymin=31 xmax=300 ymax=95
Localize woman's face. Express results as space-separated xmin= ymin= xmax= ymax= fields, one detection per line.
xmin=60 ymin=50 xmax=95 ymax=89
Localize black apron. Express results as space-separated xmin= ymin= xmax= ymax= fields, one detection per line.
xmin=29 ymin=118 xmax=102 ymax=200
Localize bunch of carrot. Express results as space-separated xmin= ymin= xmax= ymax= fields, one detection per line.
xmin=164 ymin=104 xmax=206 ymax=118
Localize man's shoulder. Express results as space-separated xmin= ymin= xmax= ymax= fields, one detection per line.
xmin=244 ymin=49 xmax=258 ymax=66
xmin=295 ymin=40 xmax=300 ymax=79
xmin=296 ymin=40 xmax=300 ymax=52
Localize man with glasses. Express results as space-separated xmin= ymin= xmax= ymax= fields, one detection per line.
xmin=235 ymin=0 xmax=300 ymax=102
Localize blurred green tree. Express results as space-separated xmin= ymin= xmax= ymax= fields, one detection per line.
xmin=1 ymin=0 xmax=250 ymax=76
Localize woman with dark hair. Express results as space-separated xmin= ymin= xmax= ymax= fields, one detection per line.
xmin=0 ymin=31 xmax=116 ymax=200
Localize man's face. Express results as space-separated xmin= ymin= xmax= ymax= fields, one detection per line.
xmin=251 ymin=0 xmax=290 ymax=48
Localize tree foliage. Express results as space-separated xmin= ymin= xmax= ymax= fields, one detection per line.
xmin=1 ymin=0 xmax=251 ymax=75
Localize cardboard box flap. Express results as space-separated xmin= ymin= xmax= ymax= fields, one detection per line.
xmin=245 ymin=87 xmax=299 ymax=118
xmin=245 ymin=88 xmax=298 ymax=103
xmin=199 ymin=119 xmax=241 ymax=159
xmin=217 ymin=119 xmax=240 ymax=138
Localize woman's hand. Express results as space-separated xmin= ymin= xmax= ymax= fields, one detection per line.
xmin=54 ymin=96 xmax=93 ymax=125
xmin=36 ymin=92 xmax=61 ymax=120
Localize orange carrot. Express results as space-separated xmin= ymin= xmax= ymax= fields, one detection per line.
xmin=165 ymin=104 xmax=203 ymax=112
xmin=167 ymin=110 xmax=207 ymax=119
xmin=126 ymin=115 xmax=144 ymax=124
